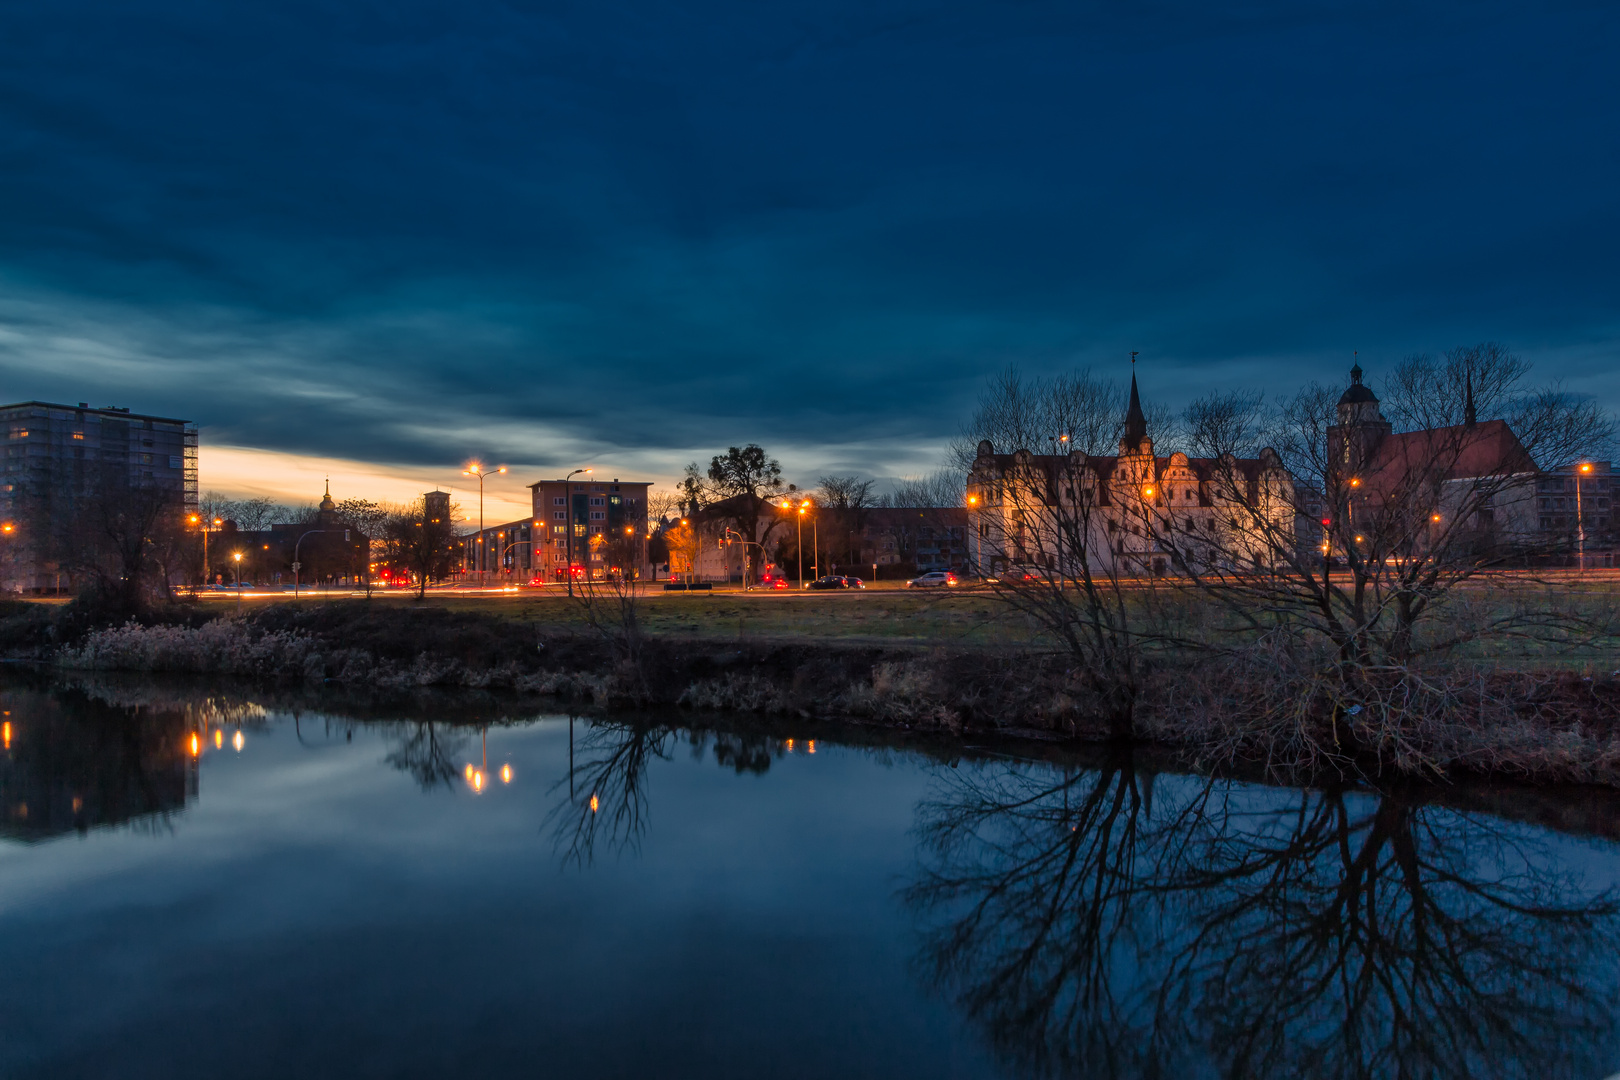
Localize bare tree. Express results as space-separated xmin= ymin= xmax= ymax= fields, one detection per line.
xmin=381 ymin=495 xmax=461 ymax=598
xmin=1175 ymin=345 xmax=1616 ymax=669
xmin=817 ymin=475 xmax=876 ymax=567
xmin=883 ymin=469 xmax=965 ymax=508
xmin=43 ymin=465 xmax=188 ymax=612
xmin=908 ymin=757 xmax=1620 ymax=1080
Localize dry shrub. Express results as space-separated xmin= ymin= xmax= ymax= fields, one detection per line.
xmin=678 ymin=672 xmax=791 ymax=714
xmin=1149 ymin=639 xmax=1620 ymax=786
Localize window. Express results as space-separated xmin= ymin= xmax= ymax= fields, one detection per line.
xmin=590 ymin=497 xmax=605 ymax=507
xmin=71 ymin=431 xmax=84 ymax=440
xmin=553 ymin=497 xmax=565 ymax=506
xmin=553 ymin=525 xmax=566 ymax=535
xmin=168 ymin=456 xmax=182 ymax=468
xmin=590 ymin=511 xmax=605 ymax=521
xmin=553 ymin=511 xmax=565 ymax=520
xmin=573 ymin=524 xmax=586 ymax=536
xmin=6 ymin=426 xmax=25 ymax=438
xmin=140 ymin=453 xmax=153 ymax=465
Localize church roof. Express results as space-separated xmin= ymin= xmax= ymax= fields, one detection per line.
xmin=1122 ymin=371 xmax=1149 ymax=450
xmin=1338 ymin=363 xmax=1379 ymax=406
xmin=1358 ymin=419 xmax=1536 ymax=491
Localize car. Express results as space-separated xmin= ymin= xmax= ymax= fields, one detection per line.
xmin=808 ymin=575 xmax=853 ymax=590
xmin=843 ymin=577 xmax=865 ymax=589
xmin=907 ymin=570 xmax=958 ymax=588
xmin=756 ymin=577 xmax=791 ymax=590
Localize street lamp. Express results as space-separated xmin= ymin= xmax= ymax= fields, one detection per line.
xmin=966 ymin=492 xmax=981 ymax=580
xmin=232 ymin=551 xmax=244 ymax=609
xmin=563 ymin=468 xmax=592 ymax=596
xmin=782 ymin=498 xmax=813 ymax=587
xmin=463 ymin=463 xmax=507 ymax=589
xmin=1577 ymin=462 xmax=1593 ymax=572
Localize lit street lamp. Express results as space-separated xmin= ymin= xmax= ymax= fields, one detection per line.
xmin=463 ymin=462 xmax=507 ymax=589
xmin=232 ymin=551 xmax=244 ymax=609
xmin=782 ymin=498 xmax=813 ymax=587
xmin=1577 ymin=462 xmax=1593 ymax=572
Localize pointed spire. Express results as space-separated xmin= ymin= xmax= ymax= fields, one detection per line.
xmin=1464 ymin=368 xmax=1477 ymax=426
xmin=1123 ymin=354 xmax=1148 ymax=451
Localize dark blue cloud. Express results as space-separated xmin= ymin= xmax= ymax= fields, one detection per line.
xmin=0 ymin=0 xmax=1615 ymax=482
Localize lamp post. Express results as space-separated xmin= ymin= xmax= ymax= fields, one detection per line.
xmin=966 ymin=492 xmax=981 ymax=580
xmin=462 ymin=463 xmax=507 ymax=589
xmin=782 ymin=499 xmax=810 ymax=587
xmin=809 ymin=502 xmax=819 ymax=583
xmin=1577 ymin=462 xmax=1593 ymax=572
xmin=232 ymin=551 xmax=243 ymax=609
xmin=563 ymin=468 xmax=592 ymax=596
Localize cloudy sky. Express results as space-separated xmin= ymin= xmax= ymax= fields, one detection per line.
xmin=1 ymin=1 xmax=1615 ymax=520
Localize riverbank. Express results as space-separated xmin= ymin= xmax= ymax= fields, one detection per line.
xmin=10 ymin=597 xmax=1620 ymax=788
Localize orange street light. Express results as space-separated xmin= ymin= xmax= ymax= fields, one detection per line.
xmin=463 ymin=463 xmax=509 ymax=588
xmin=1142 ymin=486 xmax=1155 ymax=498
xmin=1431 ymin=514 xmax=1442 ymax=522
xmin=1349 ymin=477 xmax=1361 ymax=488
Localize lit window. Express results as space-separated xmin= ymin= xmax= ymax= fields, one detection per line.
xmin=71 ymin=431 xmax=84 ymax=440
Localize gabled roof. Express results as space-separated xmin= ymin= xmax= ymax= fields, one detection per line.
xmin=1361 ymin=419 xmax=1536 ymax=490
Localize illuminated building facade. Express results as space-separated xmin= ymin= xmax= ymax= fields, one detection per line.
xmin=524 ymin=476 xmax=651 ymax=582
xmin=966 ymin=374 xmax=1295 ymax=577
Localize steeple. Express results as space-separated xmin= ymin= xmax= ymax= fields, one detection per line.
xmin=319 ymin=477 xmax=335 ymax=513
xmin=1122 ymin=352 xmax=1148 ymax=452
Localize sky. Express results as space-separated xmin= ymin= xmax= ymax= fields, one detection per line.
xmin=1 ymin=0 xmax=1616 ymax=519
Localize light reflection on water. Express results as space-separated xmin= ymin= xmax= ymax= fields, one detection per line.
xmin=1 ymin=676 xmax=1619 ymax=1079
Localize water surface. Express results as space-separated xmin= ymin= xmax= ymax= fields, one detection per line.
xmin=2 ymin=676 xmax=1619 ymax=1079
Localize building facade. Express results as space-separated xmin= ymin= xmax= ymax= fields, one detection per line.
xmin=225 ymin=483 xmax=370 ymax=587
xmin=1 ymin=401 xmax=198 ymax=593
xmin=967 ymin=374 xmax=1295 ymax=578
xmin=501 ymin=477 xmax=653 ymax=582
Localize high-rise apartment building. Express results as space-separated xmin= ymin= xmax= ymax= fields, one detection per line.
xmin=0 ymin=401 xmax=197 ymax=592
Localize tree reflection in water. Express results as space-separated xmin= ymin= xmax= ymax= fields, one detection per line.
xmin=906 ymin=754 xmax=1620 ymax=1079
xmin=547 ymin=719 xmax=678 ymax=867
xmin=381 ymin=721 xmax=468 ymax=790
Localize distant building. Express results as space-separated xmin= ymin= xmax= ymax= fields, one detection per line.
xmin=1536 ymin=461 xmax=1615 ymax=566
xmin=858 ymin=508 xmax=970 ymax=574
xmin=0 ymin=400 xmax=197 ymax=593
xmin=1325 ymin=363 xmax=1543 ymax=558
xmin=460 ymin=476 xmax=652 ymax=583
xmin=228 ymin=482 xmax=370 ymax=587
xmin=968 ymin=372 xmax=1295 ymax=577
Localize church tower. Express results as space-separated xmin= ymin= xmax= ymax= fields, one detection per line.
xmin=317 ymin=478 xmax=338 ymax=527
xmin=1328 ymin=362 xmax=1392 ymax=476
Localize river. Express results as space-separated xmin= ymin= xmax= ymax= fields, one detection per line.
xmin=2 ymin=674 xmax=1619 ymax=1079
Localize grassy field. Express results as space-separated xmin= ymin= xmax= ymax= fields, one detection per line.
xmin=179 ymin=583 xmax=1034 ymax=647
xmin=74 ymin=569 xmax=1620 ymax=664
